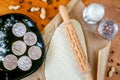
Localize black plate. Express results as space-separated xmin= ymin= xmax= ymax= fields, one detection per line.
xmin=0 ymin=13 xmax=46 ymax=80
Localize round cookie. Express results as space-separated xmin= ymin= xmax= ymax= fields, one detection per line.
xmin=12 ymin=41 xmax=26 ymax=56
xmin=18 ymin=56 xmax=32 ymax=71
xmin=3 ymin=54 xmax=18 ymax=71
xmin=12 ymin=22 xmax=27 ymax=37
xmin=23 ymin=32 xmax=37 ymax=46
xmin=28 ymin=46 xmax=42 ymax=60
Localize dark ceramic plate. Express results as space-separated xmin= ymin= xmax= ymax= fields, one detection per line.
xmin=0 ymin=13 xmax=46 ymax=80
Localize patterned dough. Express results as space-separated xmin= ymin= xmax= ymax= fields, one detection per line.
xmin=45 ymin=19 xmax=87 ymax=80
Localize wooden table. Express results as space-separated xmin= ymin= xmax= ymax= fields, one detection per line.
xmin=0 ymin=0 xmax=69 ymax=31
xmin=0 ymin=0 xmax=120 ymax=80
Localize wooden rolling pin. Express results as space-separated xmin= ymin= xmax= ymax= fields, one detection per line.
xmin=59 ymin=5 xmax=93 ymax=80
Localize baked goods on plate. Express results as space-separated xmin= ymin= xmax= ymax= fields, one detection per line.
xmin=0 ymin=13 xmax=45 ymax=80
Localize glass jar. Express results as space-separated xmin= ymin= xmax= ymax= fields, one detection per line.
xmin=83 ymin=3 xmax=105 ymax=24
xmin=96 ymin=19 xmax=118 ymax=40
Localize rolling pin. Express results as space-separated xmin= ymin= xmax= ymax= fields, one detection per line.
xmin=59 ymin=5 xmax=93 ymax=80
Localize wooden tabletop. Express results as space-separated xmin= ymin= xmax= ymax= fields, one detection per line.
xmin=0 ymin=0 xmax=69 ymax=31
xmin=0 ymin=0 xmax=120 ymax=80
xmin=82 ymin=0 xmax=120 ymax=80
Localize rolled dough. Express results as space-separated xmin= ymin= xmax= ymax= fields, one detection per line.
xmin=45 ymin=19 xmax=87 ymax=80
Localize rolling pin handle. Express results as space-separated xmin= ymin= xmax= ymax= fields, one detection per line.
xmin=59 ymin=5 xmax=70 ymax=24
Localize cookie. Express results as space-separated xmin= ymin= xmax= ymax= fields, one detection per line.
xmin=12 ymin=22 xmax=27 ymax=37
xmin=28 ymin=46 xmax=42 ymax=60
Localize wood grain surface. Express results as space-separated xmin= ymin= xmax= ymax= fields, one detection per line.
xmin=0 ymin=0 xmax=69 ymax=31
xmin=83 ymin=0 xmax=120 ymax=80
xmin=0 ymin=0 xmax=119 ymax=80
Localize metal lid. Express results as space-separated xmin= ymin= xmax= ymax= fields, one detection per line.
xmin=97 ymin=19 xmax=118 ymax=40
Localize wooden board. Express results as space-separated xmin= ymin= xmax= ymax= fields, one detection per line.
xmin=43 ymin=0 xmax=120 ymax=80
xmin=42 ymin=0 xmax=108 ymax=80
xmin=67 ymin=1 xmax=108 ymax=79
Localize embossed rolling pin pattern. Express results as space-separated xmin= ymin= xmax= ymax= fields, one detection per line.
xmin=59 ymin=5 xmax=93 ymax=80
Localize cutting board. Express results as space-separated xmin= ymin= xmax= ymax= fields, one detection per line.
xmin=42 ymin=0 xmax=108 ymax=79
xmin=69 ymin=1 xmax=108 ymax=79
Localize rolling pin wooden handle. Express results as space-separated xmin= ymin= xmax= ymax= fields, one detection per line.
xmin=85 ymin=72 xmax=93 ymax=80
xmin=59 ymin=4 xmax=93 ymax=80
xmin=59 ymin=5 xmax=70 ymax=24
